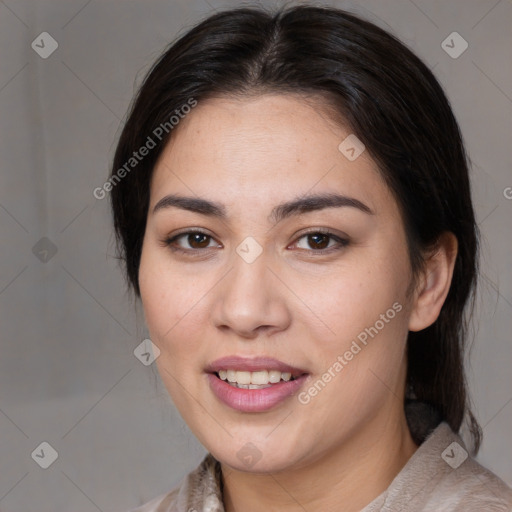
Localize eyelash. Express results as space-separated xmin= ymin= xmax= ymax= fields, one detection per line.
xmin=162 ymin=229 xmax=349 ymax=256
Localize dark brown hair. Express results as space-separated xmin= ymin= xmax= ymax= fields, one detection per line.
xmin=110 ymin=5 xmax=481 ymax=450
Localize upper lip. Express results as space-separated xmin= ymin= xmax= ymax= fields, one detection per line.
xmin=205 ymin=356 xmax=308 ymax=377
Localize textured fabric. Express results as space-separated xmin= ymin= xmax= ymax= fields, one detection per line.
xmin=360 ymin=422 xmax=512 ymax=511
xmin=128 ymin=416 xmax=512 ymax=511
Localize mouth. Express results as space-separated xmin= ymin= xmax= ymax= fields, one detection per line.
xmin=213 ymin=369 xmax=301 ymax=389
xmin=205 ymin=356 xmax=309 ymax=412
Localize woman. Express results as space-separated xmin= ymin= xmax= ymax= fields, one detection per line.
xmin=110 ymin=5 xmax=512 ymax=511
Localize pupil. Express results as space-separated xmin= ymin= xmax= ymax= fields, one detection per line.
xmin=309 ymin=233 xmax=329 ymax=249
xmin=190 ymin=233 xmax=209 ymax=248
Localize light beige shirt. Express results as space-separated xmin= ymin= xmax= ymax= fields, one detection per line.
xmin=128 ymin=422 xmax=512 ymax=511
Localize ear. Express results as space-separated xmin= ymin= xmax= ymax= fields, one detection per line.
xmin=408 ymin=232 xmax=458 ymax=332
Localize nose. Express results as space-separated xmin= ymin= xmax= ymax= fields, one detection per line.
xmin=211 ymin=249 xmax=292 ymax=339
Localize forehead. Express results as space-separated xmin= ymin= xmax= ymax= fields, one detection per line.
xmin=149 ymin=94 xmax=393 ymax=215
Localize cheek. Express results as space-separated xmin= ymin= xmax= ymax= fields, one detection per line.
xmin=293 ymin=247 xmax=411 ymax=403
xmin=138 ymin=248 xmax=209 ymax=358
xmin=139 ymin=254 xmax=211 ymax=411
xmin=298 ymin=257 xmax=408 ymax=340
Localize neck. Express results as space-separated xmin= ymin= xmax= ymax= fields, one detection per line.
xmin=221 ymin=409 xmax=418 ymax=512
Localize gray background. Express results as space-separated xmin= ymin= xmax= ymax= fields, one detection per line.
xmin=0 ymin=0 xmax=510 ymax=510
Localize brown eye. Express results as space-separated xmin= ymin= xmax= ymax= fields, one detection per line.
xmin=307 ymin=233 xmax=330 ymax=250
xmin=187 ymin=233 xmax=211 ymax=248
xmin=293 ymin=230 xmax=349 ymax=253
xmin=164 ymin=230 xmax=219 ymax=253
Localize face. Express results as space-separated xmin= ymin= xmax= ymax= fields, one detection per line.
xmin=139 ymin=94 xmax=416 ymax=473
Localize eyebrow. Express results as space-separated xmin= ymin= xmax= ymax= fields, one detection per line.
xmin=152 ymin=192 xmax=374 ymax=223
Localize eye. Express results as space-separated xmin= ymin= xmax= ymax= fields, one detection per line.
xmin=291 ymin=230 xmax=349 ymax=252
xmin=164 ymin=230 xmax=221 ymax=253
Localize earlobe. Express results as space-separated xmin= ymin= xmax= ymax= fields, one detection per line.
xmin=408 ymin=232 xmax=458 ymax=332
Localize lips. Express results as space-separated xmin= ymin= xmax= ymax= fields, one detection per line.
xmin=204 ymin=355 xmax=308 ymax=377
xmin=205 ymin=356 xmax=309 ymax=412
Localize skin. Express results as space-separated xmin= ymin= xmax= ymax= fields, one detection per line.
xmin=138 ymin=94 xmax=457 ymax=512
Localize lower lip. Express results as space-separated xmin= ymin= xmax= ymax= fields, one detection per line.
xmin=207 ymin=373 xmax=309 ymax=413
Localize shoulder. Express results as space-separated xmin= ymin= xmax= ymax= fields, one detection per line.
xmin=373 ymin=422 xmax=512 ymax=511
xmin=428 ymin=444 xmax=512 ymax=511
xmin=126 ymin=453 xmax=223 ymax=512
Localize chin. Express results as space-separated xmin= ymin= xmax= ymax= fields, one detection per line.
xmin=205 ymin=431 xmax=308 ymax=474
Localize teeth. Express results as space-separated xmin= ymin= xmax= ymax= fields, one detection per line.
xmin=251 ymin=370 xmax=269 ymax=384
xmin=217 ymin=369 xmax=297 ymax=386
xmin=268 ymin=370 xmax=281 ymax=383
xmin=236 ymin=371 xmax=252 ymax=385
